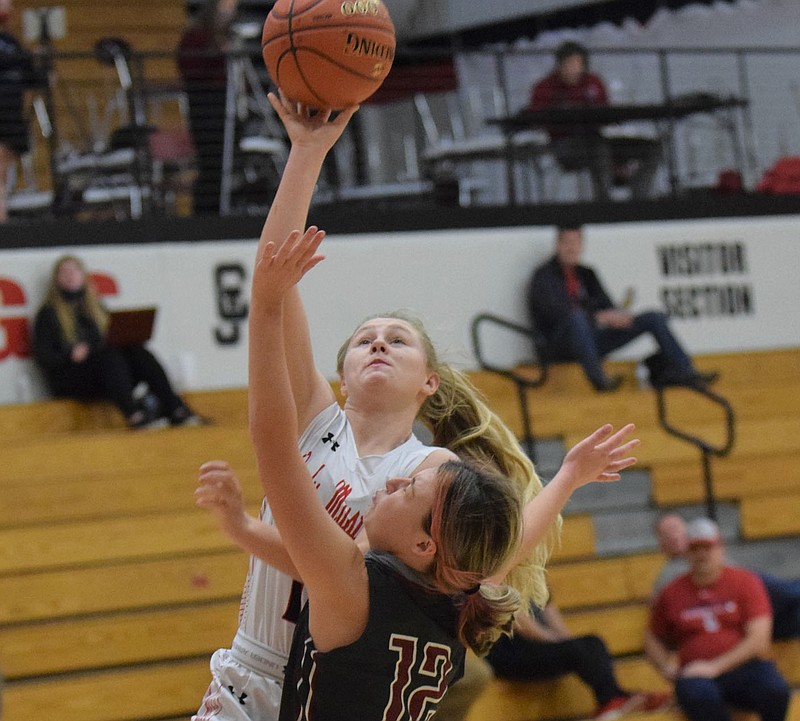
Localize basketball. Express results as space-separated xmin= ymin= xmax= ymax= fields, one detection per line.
xmin=262 ymin=0 xmax=396 ymax=109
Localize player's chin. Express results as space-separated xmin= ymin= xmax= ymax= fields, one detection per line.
xmin=359 ymin=367 xmax=396 ymax=387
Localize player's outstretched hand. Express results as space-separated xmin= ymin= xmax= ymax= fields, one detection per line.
xmin=268 ymin=90 xmax=358 ymax=152
xmin=253 ymin=226 xmax=326 ymax=308
xmin=559 ymin=423 xmax=639 ymax=490
xmin=195 ymin=460 xmax=249 ymax=541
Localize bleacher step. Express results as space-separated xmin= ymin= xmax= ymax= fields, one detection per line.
xmin=590 ymin=502 xmax=738 ymax=557
xmin=565 ymin=469 xmax=653 ymax=515
xmin=530 ymin=437 xmax=568 ymax=478
xmin=726 ymin=537 xmax=800 ymax=580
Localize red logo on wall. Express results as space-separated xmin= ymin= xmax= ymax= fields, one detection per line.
xmin=89 ymin=273 xmax=119 ymax=297
xmin=0 ymin=278 xmax=30 ymax=360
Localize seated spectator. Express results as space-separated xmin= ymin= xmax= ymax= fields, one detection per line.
xmin=654 ymin=513 xmax=800 ymax=640
xmin=32 ymin=255 xmax=204 ymax=429
xmin=527 ymin=225 xmax=718 ymax=391
xmin=529 ymin=40 xmax=661 ymax=201
xmin=645 ymin=518 xmax=791 ymax=721
xmin=487 ymin=594 xmax=672 ymax=721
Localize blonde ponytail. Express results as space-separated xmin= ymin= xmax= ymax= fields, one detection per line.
xmin=337 ymin=311 xmax=561 ymax=610
xmin=422 ymin=363 xmax=559 ymax=610
xmin=457 ymin=581 xmax=520 ymax=657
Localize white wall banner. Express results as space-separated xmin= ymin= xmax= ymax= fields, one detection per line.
xmin=1 ymin=215 xmax=798 ymax=405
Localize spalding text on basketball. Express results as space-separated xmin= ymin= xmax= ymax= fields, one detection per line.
xmin=340 ymin=0 xmax=382 ymax=16
xmin=344 ymin=32 xmax=394 ymax=62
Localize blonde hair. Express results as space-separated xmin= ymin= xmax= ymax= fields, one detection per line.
xmin=43 ymin=255 xmax=108 ymax=344
xmin=337 ymin=311 xmax=560 ymax=610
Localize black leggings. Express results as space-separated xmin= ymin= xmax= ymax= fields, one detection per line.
xmin=49 ymin=345 xmax=183 ymax=419
xmin=487 ymin=633 xmax=625 ymax=707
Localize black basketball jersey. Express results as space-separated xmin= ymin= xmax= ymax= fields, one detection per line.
xmin=279 ymin=552 xmax=466 ymax=721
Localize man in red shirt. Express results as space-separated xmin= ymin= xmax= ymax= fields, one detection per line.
xmin=529 ymin=41 xmax=660 ymax=201
xmin=645 ymin=518 xmax=790 ymax=721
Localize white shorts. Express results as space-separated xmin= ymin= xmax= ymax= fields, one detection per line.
xmin=193 ymin=648 xmax=283 ymax=721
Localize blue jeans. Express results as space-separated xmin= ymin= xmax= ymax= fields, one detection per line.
xmin=675 ymin=659 xmax=790 ymax=721
xmin=550 ymin=309 xmax=694 ymax=388
xmin=761 ymin=573 xmax=800 ymax=640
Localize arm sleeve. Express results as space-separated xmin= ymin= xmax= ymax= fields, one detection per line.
xmin=648 ymin=590 xmax=674 ymax=646
xmin=739 ymin=569 xmax=773 ymax=620
xmin=529 ymin=76 xmax=552 ymax=110
xmin=581 ymin=267 xmax=615 ymax=312
xmin=32 ymin=306 xmax=71 ymax=370
xmin=592 ymin=75 xmax=609 ymax=106
xmin=0 ymin=34 xmax=37 ymax=88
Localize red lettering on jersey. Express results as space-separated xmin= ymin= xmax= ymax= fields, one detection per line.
xmin=310 ymin=463 xmax=326 ymax=491
xmin=0 ymin=278 xmax=30 ymax=360
xmin=339 ymin=513 xmax=364 ymax=538
xmin=326 ymin=480 xmax=364 ymax=539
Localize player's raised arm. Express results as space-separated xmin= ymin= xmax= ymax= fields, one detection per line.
xmin=257 ymin=93 xmax=358 ymax=431
xmin=248 ymin=226 xmax=369 ymax=651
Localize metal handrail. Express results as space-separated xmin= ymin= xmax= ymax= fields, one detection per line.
xmin=655 ymin=383 xmax=736 ymax=520
xmin=470 ymin=312 xmax=548 ymax=460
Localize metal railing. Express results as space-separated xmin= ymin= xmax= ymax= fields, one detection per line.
xmin=470 ymin=311 xmax=737 ymax=517
xmin=655 ymin=383 xmax=736 ymax=520
xmin=470 ymin=312 xmax=549 ymax=461
xmin=6 ymin=43 xmax=800 ymax=220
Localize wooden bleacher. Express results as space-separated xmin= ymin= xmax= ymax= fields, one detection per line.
xmin=0 ymin=386 xmax=254 ymax=721
xmin=464 ymin=347 xmax=800 ymax=721
xmin=0 ymin=348 xmax=798 ymax=721
xmin=470 ymin=349 xmax=800 ymax=514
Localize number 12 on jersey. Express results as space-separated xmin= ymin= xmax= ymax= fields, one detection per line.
xmin=382 ymin=634 xmax=453 ymax=721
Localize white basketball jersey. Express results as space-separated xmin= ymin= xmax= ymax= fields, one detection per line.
xmin=236 ymin=403 xmax=441 ymax=670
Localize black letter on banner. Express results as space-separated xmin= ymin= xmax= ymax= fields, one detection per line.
xmin=214 ymin=264 xmax=248 ymax=345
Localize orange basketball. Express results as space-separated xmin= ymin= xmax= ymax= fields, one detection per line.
xmin=262 ymin=0 xmax=396 ymax=109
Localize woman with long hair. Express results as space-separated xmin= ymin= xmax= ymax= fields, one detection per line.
xmin=32 ymin=255 xmax=201 ymax=428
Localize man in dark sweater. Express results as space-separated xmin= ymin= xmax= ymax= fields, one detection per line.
xmin=527 ymin=226 xmax=717 ymax=391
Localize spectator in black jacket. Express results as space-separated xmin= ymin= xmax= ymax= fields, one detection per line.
xmin=32 ymin=255 xmax=204 ymax=429
xmin=526 ymin=226 xmax=717 ymax=391
xmin=0 ymin=0 xmax=37 ymax=223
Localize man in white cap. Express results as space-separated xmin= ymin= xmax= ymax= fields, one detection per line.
xmin=653 ymin=513 xmax=800 ymax=640
xmin=645 ymin=518 xmax=790 ymax=721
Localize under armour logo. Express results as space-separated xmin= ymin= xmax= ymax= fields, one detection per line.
xmin=227 ymin=686 xmax=248 ymax=705
xmin=321 ymin=433 xmax=340 ymax=452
